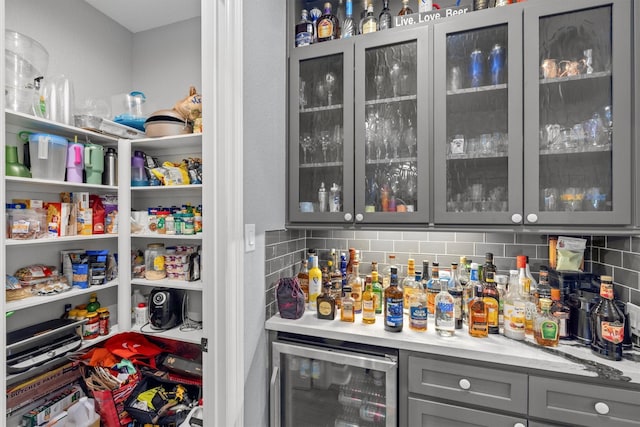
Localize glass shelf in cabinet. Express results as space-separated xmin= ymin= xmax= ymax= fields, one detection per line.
xmin=299 ymin=161 xmax=343 ymax=169
xmin=365 ymin=157 xmax=417 ymax=165
xmin=539 ymin=144 xmax=612 ymax=156
xmin=299 ymin=104 xmax=343 ymax=113
xmin=446 ymin=152 xmax=508 ymax=161
xmin=447 ymin=83 xmax=507 ymax=96
xmin=6 ymin=233 xmax=117 ymax=246
xmin=364 ymin=94 xmax=418 ymax=106
xmin=539 ymin=70 xmax=611 ymax=85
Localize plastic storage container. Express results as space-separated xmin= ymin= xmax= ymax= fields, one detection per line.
xmin=5 ymin=30 xmax=49 ymax=114
xmin=28 ymin=133 xmax=68 ymax=181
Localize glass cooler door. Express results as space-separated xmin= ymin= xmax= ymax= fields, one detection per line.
xmin=271 ymin=341 xmax=397 ymax=427
xmin=523 ymin=0 xmax=632 ymax=225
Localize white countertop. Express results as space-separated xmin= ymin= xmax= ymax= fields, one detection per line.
xmin=266 ymin=312 xmax=640 ymax=386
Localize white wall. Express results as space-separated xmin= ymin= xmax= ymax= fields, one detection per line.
xmin=243 ymin=0 xmax=287 ymax=425
xmin=6 ymin=0 xmax=133 ymax=107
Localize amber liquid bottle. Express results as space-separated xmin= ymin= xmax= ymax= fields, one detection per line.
xmin=384 ymin=267 xmax=403 ymax=332
xmin=468 ymin=264 xmax=488 ymax=338
xmin=482 ymin=271 xmax=500 ymax=334
xmin=317 ymin=282 xmax=336 ymax=320
xmin=297 ymin=259 xmax=309 ymax=304
xmin=341 ymin=286 xmax=355 ymax=323
xmin=590 ymin=276 xmax=625 ymax=361
xmin=317 ymin=2 xmax=340 ymax=42
xmin=362 ymin=276 xmax=376 ymax=324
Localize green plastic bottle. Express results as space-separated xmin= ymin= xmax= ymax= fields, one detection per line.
xmin=87 ymin=293 xmax=101 ymax=312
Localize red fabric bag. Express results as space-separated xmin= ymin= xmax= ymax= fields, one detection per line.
xmin=104 ymin=332 xmax=164 ymax=368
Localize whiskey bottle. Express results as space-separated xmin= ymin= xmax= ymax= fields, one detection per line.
xmin=483 ymin=252 xmax=496 ymax=279
xmin=449 ymin=263 xmax=464 ymax=330
xmin=341 ymin=286 xmax=355 ymax=323
xmin=426 ymin=262 xmax=440 ymax=318
xmin=295 ymin=9 xmax=314 ymax=47
xmin=372 ymin=270 xmax=383 ymax=314
xmin=483 ymin=271 xmax=500 ymax=334
xmin=398 ymin=0 xmax=414 ymax=16
xmin=534 ymin=298 xmax=559 ymax=347
xmin=359 ymin=3 xmax=378 ymax=35
xmin=402 ymin=258 xmax=418 ymax=314
xmin=308 ymin=255 xmax=322 ymax=311
xmin=409 ymin=274 xmax=427 ymax=331
xmin=341 ymin=0 xmax=356 ymax=38
xmin=384 ymin=267 xmax=403 ymax=332
xmin=550 ymin=288 xmax=570 ymax=340
xmin=378 ymin=0 xmax=392 ymax=30
xmin=435 ymin=277 xmax=455 ymax=336
xmin=469 ymin=286 xmax=488 ymax=338
xmin=463 ymin=262 xmax=479 ymax=325
xmin=348 ymin=260 xmax=363 ymax=314
xmin=525 ymin=255 xmax=538 ymax=300
xmin=317 ymin=2 xmax=339 ymax=43
xmin=536 ymin=266 xmax=552 ymax=308
xmin=297 ymin=258 xmax=310 ymax=304
xmin=590 ymin=276 xmax=625 ymax=361
xmin=362 ymin=276 xmax=376 ymax=324
xmin=317 ymin=282 xmax=336 ymax=320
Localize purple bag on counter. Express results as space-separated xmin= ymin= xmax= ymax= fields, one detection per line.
xmin=276 ymin=277 xmax=305 ymax=319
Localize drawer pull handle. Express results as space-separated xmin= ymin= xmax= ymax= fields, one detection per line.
xmin=458 ymin=379 xmax=471 ymax=390
xmin=594 ymin=402 xmax=610 ymax=415
xmin=514 ymin=423 xmax=526 ymax=427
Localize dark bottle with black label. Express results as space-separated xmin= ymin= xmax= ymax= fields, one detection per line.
xmin=590 ymin=276 xmax=625 ymax=361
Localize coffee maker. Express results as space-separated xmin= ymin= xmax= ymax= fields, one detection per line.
xmin=148 ymin=288 xmax=184 ymax=330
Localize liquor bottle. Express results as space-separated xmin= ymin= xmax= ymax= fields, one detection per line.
xmin=409 ymin=274 xmax=427 ymax=332
xmin=503 ymin=271 xmax=526 ymax=341
xmin=317 ymin=2 xmax=340 ymax=43
xmin=426 ymin=262 xmax=440 ymax=318
xmin=346 ymin=247 xmax=357 ymax=276
xmin=398 ymin=0 xmax=414 ymax=16
xmin=482 ymin=271 xmax=500 ymax=334
xmin=372 ymin=270 xmax=383 ymax=314
xmin=517 ymin=255 xmax=536 ymax=335
xmin=297 ymin=258 xmax=310 ymax=304
xmin=536 ymin=266 xmax=552 ymax=308
xmin=340 ymin=252 xmax=348 ymax=290
xmin=382 ymin=254 xmax=397 ymax=289
xmin=449 ymin=263 xmax=464 ymax=330
xmin=463 ymin=263 xmax=479 ymax=325
xmin=359 ymin=3 xmax=378 ymax=35
xmin=362 ymin=275 xmax=376 ymax=324
xmin=317 ymin=281 xmax=336 ymax=320
xmin=335 ymin=0 xmax=345 ymax=38
xmin=378 ymin=0 xmax=393 ymax=30
xmin=468 ymin=284 xmax=488 ymax=338
xmin=341 ymin=0 xmax=356 ymax=38
xmin=360 ymin=0 xmax=368 ymax=21
xmin=525 ymin=255 xmax=538 ymax=299
xmin=341 ymin=286 xmax=355 ymax=322
xmin=495 ymin=274 xmax=508 ymax=332
xmin=534 ymin=298 xmax=559 ymax=347
xmin=421 ymin=260 xmax=430 ymax=284
xmin=435 ymin=276 xmax=455 ymax=336
xmin=590 ymin=276 xmax=625 ymax=361
xmin=309 ymin=7 xmax=322 ymax=43
xmin=483 ymin=252 xmax=496 ymax=279
xmin=308 ymin=255 xmax=322 ymax=311
xmin=384 ymin=267 xmax=403 ymax=332
xmin=550 ymin=288 xmax=570 ymax=340
xmin=349 ymin=260 xmax=363 ymax=313
xmin=329 ymin=250 xmax=343 ymax=308
xmin=295 ymin=9 xmax=314 ymax=47
xmin=402 ymin=259 xmax=418 ymax=314
xmin=458 ymin=256 xmax=469 ymax=287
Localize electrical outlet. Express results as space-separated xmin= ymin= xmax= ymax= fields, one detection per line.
xmin=627 ymin=302 xmax=640 ymax=337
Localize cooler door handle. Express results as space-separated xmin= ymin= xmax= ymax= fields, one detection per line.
xmin=270 ymin=366 xmax=280 ymax=427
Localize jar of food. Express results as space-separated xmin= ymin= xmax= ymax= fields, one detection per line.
xmin=165 ymin=215 xmax=175 ymax=235
xmin=97 ymin=307 xmax=110 ymax=336
xmin=75 ymin=309 xmax=88 ymax=336
xmin=145 ymin=243 xmax=166 ymax=280
xmin=156 ymin=210 xmax=170 ymax=234
xmin=182 ymin=213 xmax=195 ymax=235
xmin=83 ymin=312 xmax=100 ymax=339
xmin=194 ymin=212 xmax=202 ymax=233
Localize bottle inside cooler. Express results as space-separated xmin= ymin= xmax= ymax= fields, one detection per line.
xmin=337 ymin=369 xmax=387 ymax=426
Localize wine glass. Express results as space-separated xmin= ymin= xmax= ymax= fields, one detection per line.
xmin=315 ymin=81 xmax=327 ymax=107
xmin=325 ymin=72 xmax=337 ymax=105
xmin=300 ymin=133 xmax=313 ymax=164
xmin=319 ymin=131 xmax=331 ymax=163
xmin=332 ymin=124 xmax=343 ymax=162
xmin=404 ymin=118 xmax=417 ymax=158
xmin=389 ymin=62 xmax=401 ymax=98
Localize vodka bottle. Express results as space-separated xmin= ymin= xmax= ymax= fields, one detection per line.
xmin=341 ymin=0 xmax=356 ymax=38
xmin=295 ymin=10 xmax=314 ymax=47
xmin=378 ymin=0 xmax=393 ymax=30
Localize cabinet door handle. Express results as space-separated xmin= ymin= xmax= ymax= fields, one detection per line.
xmin=270 ymin=366 xmax=280 ymax=426
xmin=511 ymin=213 xmax=523 ymax=224
xmin=526 ymin=213 xmax=538 ymax=223
xmin=594 ymin=401 xmax=610 ymax=415
xmin=344 ymin=213 xmax=353 ymax=221
xmin=458 ymin=378 xmax=471 ymax=390
xmin=355 ymin=213 xmax=364 ymax=222
xmin=513 ymin=423 xmax=526 ymax=427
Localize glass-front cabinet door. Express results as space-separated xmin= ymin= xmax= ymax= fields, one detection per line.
xmin=289 ymin=41 xmax=355 ymax=223
xmin=433 ymin=8 xmax=523 ymax=225
xmin=523 ymin=0 xmax=632 ymax=225
xmin=354 ymin=28 xmax=429 ymax=224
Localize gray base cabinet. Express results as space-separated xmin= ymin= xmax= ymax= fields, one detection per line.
xmin=408 ymin=398 xmax=527 ymax=427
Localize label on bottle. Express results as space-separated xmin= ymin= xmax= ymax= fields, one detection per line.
xmin=451 ymin=293 xmax=462 ymax=321
xmin=352 ymin=284 xmax=363 ymax=313
xmin=318 ymin=301 xmax=332 ymax=316
xmin=317 ymin=20 xmax=334 ymax=39
xmin=363 ymin=299 xmax=375 ymax=321
xmin=600 ymin=285 xmax=614 ymax=300
xmin=483 ymin=296 xmax=499 ymax=332
xmin=362 ymin=20 xmax=377 ymax=34
xmin=385 ymin=297 xmax=403 ymax=327
xmin=295 ymin=32 xmax=313 ymax=47
xmin=299 ymin=278 xmax=309 ymax=303
xmin=540 ymin=320 xmax=559 ymax=341
xmin=436 ymin=301 xmax=455 ymax=330
xmin=601 ymin=321 xmax=624 ymax=344
xmin=505 ymin=303 xmax=525 ymax=332
xmin=309 ymin=276 xmax=322 ymax=309
xmin=341 ymin=301 xmax=355 ymax=322
xmin=410 ymin=303 xmax=428 ymax=329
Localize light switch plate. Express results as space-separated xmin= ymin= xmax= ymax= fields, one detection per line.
xmin=627 ymin=302 xmax=639 ymax=336
xmin=244 ymin=223 xmax=256 ymax=252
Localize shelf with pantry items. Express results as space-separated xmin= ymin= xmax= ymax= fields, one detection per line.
xmin=6 ymin=279 xmax=119 ymax=312
xmin=6 ymin=234 xmax=117 ymax=246
xmin=6 ymin=176 xmax=118 ymax=192
xmin=133 ymin=323 xmax=204 ymax=345
xmin=131 ymin=278 xmax=203 ymax=291
xmin=131 ymin=234 xmax=202 ymax=240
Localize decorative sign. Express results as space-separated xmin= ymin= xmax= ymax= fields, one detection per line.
xmin=394 ymin=5 xmax=471 ymax=27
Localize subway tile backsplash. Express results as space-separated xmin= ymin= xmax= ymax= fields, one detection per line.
xmin=264 ymin=230 xmax=640 ymax=315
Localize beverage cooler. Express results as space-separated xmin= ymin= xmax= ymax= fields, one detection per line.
xmin=270 ymin=333 xmax=398 ymax=427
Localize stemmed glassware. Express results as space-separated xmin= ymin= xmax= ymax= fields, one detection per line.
xmin=332 ymin=124 xmax=343 ymax=162
xmin=319 ymin=130 xmax=331 ymax=163
xmin=389 ymin=62 xmax=402 ymax=98
xmin=300 ymin=133 xmax=313 ymax=164
xmin=325 ymin=72 xmax=337 ymax=105
xmin=404 ymin=118 xmax=417 ymax=158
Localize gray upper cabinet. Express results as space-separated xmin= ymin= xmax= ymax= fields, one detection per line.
xmin=523 ymin=0 xmax=633 ymax=226
xmin=433 ymin=6 xmax=524 ymax=225
xmin=354 ymin=27 xmax=430 ymax=224
xmin=289 ymin=39 xmax=355 ymax=224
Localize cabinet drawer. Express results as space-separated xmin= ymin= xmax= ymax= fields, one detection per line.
xmin=408 ymin=397 xmax=528 ymax=427
xmin=529 ymin=376 xmax=640 ymax=427
xmin=408 ymin=356 xmax=528 ymax=414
